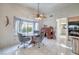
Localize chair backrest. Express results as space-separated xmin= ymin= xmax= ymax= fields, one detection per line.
xmin=35 ymin=32 xmax=43 ymax=43
xmin=34 ymin=31 xmax=42 ymax=41
xmin=18 ymin=33 xmax=24 ymax=42
xmin=18 ymin=33 xmax=31 ymax=43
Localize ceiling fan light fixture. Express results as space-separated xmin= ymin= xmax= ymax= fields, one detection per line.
xmin=34 ymin=3 xmax=46 ymax=20
xmin=35 ymin=17 xmax=42 ymax=20
xmin=37 ymin=13 xmax=40 ymax=17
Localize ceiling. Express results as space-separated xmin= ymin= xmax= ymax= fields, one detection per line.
xmin=20 ymin=3 xmax=73 ymax=14
xmin=19 ymin=3 xmax=79 ymax=18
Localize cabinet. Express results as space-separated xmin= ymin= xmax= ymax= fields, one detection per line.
xmin=72 ymin=37 xmax=79 ymax=54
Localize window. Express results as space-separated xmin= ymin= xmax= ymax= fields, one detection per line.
xmin=21 ymin=22 xmax=33 ymax=34
xmin=35 ymin=23 xmax=39 ymax=31
xmin=14 ymin=17 xmax=39 ymax=35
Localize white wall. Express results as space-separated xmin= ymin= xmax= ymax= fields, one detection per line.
xmin=0 ymin=4 xmax=35 ymax=49
xmin=41 ymin=17 xmax=56 ymax=30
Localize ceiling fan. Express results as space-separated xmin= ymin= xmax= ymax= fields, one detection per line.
xmin=33 ymin=3 xmax=47 ymax=20
xmin=31 ymin=3 xmax=53 ymax=21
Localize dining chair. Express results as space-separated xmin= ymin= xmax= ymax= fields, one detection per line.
xmin=18 ymin=33 xmax=32 ymax=48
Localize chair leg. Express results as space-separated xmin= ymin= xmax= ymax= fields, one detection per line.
xmin=23 ymin=43 xmax=26 ymax=48
xmin=18 ymin=42 xmax=22 ymax=48
xmin=38 ymin=43 xmax=40 ymax=48
xmin=18 ymin=44 xmax=21 ymax=48
xmin=18 ymin=46 xmax=19 ymax=48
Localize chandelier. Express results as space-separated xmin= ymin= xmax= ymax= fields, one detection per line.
xmin=35 ymin=3 xmax=46 ymax=20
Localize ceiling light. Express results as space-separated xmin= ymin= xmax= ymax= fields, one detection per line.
xmin=34 ymin=3 xmax=46 ymax=20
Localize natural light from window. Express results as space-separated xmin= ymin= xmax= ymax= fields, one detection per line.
xmin=14 ymin=17 xmax=39 ymax=35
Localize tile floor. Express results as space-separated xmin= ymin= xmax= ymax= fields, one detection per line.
xmin=0 ymin=38 xmax=75 ymax=55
